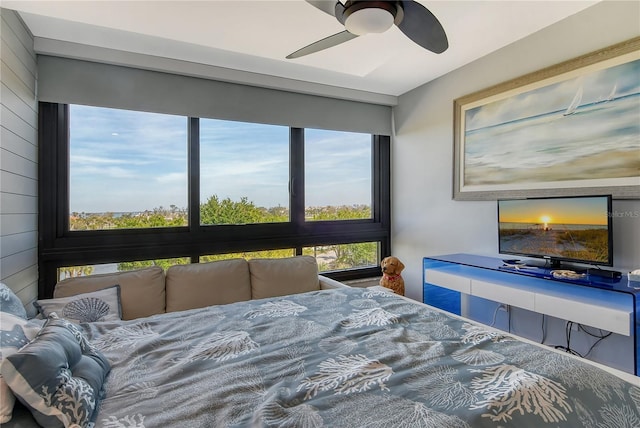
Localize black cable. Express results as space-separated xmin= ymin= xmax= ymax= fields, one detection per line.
xmin=578 ymin=325 xmax=612 ymax=357
xmin=554 ymin=322 xmax=613 ymax=358
xmin=554 ymin=321 xmax=581 ymax=356
xmin=584 ymin=335 xmax=611 ymax=358
xmin=578 ymin=324 xmax=610 ymax=338
xmin=554 ymin=321 xmax=571 ymax=352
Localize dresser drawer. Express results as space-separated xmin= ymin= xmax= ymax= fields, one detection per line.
xmin=535 ymin=293 xmax=632 ymax=336
xmin=471 ymin=279 xmax=535 ymax=311
xmin=425 ymin=270 xmax=471 ymax=294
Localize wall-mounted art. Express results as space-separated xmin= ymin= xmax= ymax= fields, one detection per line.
xmin=453 ymin=37 xmax=640 ymax=200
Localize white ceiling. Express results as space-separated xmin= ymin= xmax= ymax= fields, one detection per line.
xmin=4 ymin=0 xmax=599 ymax=105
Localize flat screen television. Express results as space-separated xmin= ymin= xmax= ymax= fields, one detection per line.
xmin=497 ymin=195 xmax=613 ymax=268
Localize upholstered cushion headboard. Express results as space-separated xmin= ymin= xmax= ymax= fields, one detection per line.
xmin=165 ymin=258 xmax=252 ymax=312
xmin=54 ymin=266 xmax=165 ymax=320
xmin=249 ymin=255 xmax=319 ymax=300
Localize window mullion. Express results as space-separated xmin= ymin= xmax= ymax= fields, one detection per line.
xmin=290 ymin=128 xmax=305 ymax=227
xmin=188 ymin=117 xmax=200 ymax=230
xmin=59 ymin=104 xmax=70 ymax=236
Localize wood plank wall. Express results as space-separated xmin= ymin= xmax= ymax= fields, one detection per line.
xmin=0 ymin=8 xmax=38 ymax=314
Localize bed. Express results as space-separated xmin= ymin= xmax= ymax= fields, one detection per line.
xmin=4 ymin=286 xmax=640 ymax=427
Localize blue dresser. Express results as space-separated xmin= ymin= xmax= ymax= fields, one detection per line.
xmin=423 ymin=253 xmax=640 ymax=375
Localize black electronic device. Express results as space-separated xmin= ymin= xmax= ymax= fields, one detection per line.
xmin=586 ymin=268 xmax=622 ymax=279
xmin=497 ymin=195 xmax=613 ymax=269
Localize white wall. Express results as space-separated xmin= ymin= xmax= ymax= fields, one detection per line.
xmin=393 ymin=1 xmax=640 ymax=302
xmin=0 ymin=8 xmax=38 ymax=313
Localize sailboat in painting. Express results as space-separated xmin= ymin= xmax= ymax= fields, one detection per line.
xmin=604 ymin=83 xmax=617 ymax=102
xmin=563 ymin=86 xmax=583 ymax=116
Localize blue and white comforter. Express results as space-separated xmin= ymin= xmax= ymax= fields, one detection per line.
xmin=81 ymin=287 xmax=640 ymax=427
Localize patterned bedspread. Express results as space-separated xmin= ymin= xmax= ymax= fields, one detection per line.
xmin=80 ymin=287 xmax=640 ymax=428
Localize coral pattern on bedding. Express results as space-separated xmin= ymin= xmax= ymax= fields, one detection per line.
xmin=78 ymin=287 xmax=640 ymax=428
xmin=1 ymin=315 xmax=110 ymax=428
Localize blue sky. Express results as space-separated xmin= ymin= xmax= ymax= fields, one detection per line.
xmin=69 ymin=106 xmax=371 ymax=213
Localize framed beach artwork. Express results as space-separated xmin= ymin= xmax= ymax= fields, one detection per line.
xmin=453 ymin=37 xmax=640 ymax=200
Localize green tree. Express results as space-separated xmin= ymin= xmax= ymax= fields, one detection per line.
xmin=266 ymin=205 xmax=289 ymax=222
xmin=302 ymin=242 xmax=378 ymax=272
xmin=200 ymin=248 xmax=294 ymax=263
xmin=113 ymin=208 xmax=187 ymax=229
xmin=118 ymin=257 xmax=190 ymax=272
xmin=58 ymin=265 xmax=95 ymax=280
xmin=201 ymin=196 xmax=266 ymax=225
xmin=66 ymin=196 xmax=378 ymax=275
xmin=70 ymin=212 xmax=117 ymax=230
xmin=307 ymin=204 xmax=371 ymax=221
xmin=333 ymin=242 xmax=378 ymax=269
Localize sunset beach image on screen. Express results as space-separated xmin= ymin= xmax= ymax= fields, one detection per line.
xmin=497 ymin=196 xmax=612 ymax=265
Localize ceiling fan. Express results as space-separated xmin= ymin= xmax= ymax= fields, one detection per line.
xmin=287 ymin=0 xmax=448 ymax=59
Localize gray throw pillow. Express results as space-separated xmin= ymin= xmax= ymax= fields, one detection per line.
xmin=34 ymin=285 xmax=122 ymax=324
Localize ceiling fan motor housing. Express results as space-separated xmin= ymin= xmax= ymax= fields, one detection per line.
xmin=340 ymin=1 xmax=401 ymax=35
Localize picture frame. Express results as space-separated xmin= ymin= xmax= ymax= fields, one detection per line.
xmin=453 ymin=37 xmax=640 ymax=201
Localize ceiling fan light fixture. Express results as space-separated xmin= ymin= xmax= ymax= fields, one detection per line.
xmin=344 ymin=3 xmax=396 ymax=35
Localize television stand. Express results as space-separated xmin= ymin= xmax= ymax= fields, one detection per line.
xmin=513 ymin=258 xmax=579 ymax=271
xmin=423 ymin=253 xmax=638 ymax=375
xmin=510 ymin=259 xmax=622 ymax=279
xmin=522 ymin=258 xmax=565 ymax=269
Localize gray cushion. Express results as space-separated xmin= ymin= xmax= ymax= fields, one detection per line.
xmin=0 ymin=315 xmax=110 ymax=428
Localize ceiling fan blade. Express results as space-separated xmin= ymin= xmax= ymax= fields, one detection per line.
xmin=305 ymin=0 xmax=338 ymax=17
xmin=286 ymin=30 xmax=358 ymax=59
xmin=397 ymin=0 xmax=448 ymax=54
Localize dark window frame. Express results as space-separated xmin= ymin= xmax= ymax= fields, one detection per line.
xmin=38 ymin=103 xmax=391 ymax=298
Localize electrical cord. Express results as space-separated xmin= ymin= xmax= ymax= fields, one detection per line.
xmin=554 ymin=321 xmax=581 ymax=356
xmin=490 ymin=304 xmax=511 ymax=332
xmin=578 ymin=324 xmax=612 ymax=357
xmin=554 ymin=322 xmax=575 ymax=355
xmin=490 ymin=305 xmax=500 ymax=327
xmin=553 ymin=321 xmax=612 ymax=358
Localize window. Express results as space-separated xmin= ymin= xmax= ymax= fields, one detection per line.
xmin=39 ymin=103 xmax=390 ymax=298
xmin=303 ymin=242 xmax=379 ymax=272
xmin=200 ymin=119 xmax=289 ymax=225
xmin=305 ymin=129 xmax=372 ymax=221
xmin=68 ymin=105 xmax=188 ymax=230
